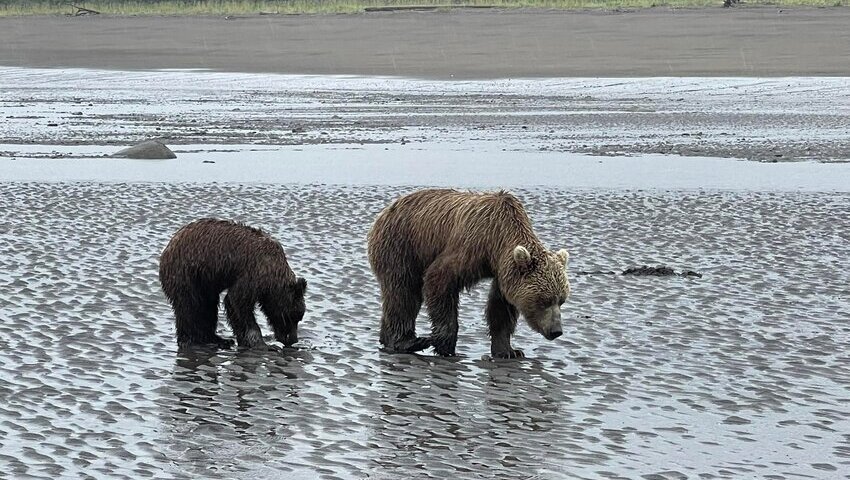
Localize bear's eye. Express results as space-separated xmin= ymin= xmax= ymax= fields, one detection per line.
xmin=538 ymin=298 xmax=560 ymax=310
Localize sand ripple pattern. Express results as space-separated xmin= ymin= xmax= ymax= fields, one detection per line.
xmin=1 ymin=183 xmax=848 ymax=479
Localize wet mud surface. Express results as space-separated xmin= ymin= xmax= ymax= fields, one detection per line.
xmin=2 ymin=9 xmax=850 ymax=78
xmin=2 ymin=68 xmax=850 ymax=162
xmin=1 ymin=183 xmax=848 ymax=478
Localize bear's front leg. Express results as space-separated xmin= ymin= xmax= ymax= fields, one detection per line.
xmin=486 ymin=280 xmax=524 ymax=359
xmin=224 ymin=287 xmax=274 ymax=351
xmin=424 ymin=258 xmax=461 ymax=357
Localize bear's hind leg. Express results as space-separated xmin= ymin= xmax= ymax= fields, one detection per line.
xmin=173 ymin=292 xmax=233 ymax=349
xmin=173 ymin=297 xmax=201 ymax=348
xmin=379 ymin=279 xmax=429 ymax=354
xmin=485 ymin=279 xmax=523 ymax=359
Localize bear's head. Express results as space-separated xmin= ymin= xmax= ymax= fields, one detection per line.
xmin=502 ymin=246 xmax=570 ymax=341
xmin=264 ymin=277 xmax=307 ymax=347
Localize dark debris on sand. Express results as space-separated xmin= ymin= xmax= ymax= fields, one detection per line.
xmin=578 ymin=265 xmax=702 ymax=278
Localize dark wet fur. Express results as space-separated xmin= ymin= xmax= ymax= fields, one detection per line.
xmin=159 ymin=218 xmax=306 ymax=350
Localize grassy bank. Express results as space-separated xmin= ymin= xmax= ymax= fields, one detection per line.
xmin=0 ymin=0 xmax=846 ymax=16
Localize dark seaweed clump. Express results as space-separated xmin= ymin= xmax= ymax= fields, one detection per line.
xmin=578 ymin=265 xmax=702 ymax=278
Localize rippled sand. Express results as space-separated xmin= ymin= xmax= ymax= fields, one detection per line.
xmin=1 ymin=183 xmax=848 ymax=479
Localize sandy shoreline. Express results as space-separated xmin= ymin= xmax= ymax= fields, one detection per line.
xmin=1 ymin=8 xmax=850 ymax=78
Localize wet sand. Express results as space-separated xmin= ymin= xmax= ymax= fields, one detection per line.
xmin=3 ymin=68 xmax=849 ymax=161
xmin=1 ymin=183 xmax=848 ymax=478
xmin=1 ymin=9 xmax=850 ymax=77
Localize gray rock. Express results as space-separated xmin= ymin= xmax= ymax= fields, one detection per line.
xmin=111 ymin=140 xmax=176 ymax=159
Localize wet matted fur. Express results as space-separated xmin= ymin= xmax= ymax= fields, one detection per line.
xmin=367 ymin=189 xmax=570 ymax=358
xmin=159 ymin=218 xmax=306 ymax=350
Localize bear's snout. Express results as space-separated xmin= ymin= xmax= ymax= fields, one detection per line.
xmin=539 ymin=305 xmax=563 ymax=341
xmin=278 ymin=331 xmax=298 ymax=347
xmin=544 ymin=328 xmax=563 ymax=340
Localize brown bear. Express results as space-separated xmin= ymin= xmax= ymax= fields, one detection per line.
xmin=159 ymin=218 xmax=307 ymax=350
xmin=367 ymin=189 xmax=571 ymax=358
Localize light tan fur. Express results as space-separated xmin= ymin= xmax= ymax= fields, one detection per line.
xmin=367 ymin=189 xmax=570 ymax=358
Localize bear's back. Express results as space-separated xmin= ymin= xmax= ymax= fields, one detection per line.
xmin=160 ymin=218 xmax=287 ymax=292
xmin=369 ymin=189 xmax=532 ymax=269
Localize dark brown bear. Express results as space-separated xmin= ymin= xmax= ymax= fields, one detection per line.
xmin=367 ymin=189 xmax=571 ymax=359
xmin=159 ymin=218 xmax=307 ymax=350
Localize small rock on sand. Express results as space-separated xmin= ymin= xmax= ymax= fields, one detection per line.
xmin=622 ymin=265 xmax=676 ymax=276
xmin=622 ymin=265 xmax=703 ymax=278
xmin=111 ymin=140 xmax=176 ymax=159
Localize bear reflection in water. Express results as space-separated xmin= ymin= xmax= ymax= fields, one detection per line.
xmin=368 ymin=189 xmax=571 ymax=359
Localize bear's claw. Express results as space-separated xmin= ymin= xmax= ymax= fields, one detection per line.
xmin=214 ymin=337 xmax=236 ymax=349
xmin=239 ymin=340 xmax=279 ymax=351
xmin=409 ymin=336 xmax=432 ymax=353
xmin=177 ymin=336 xmax=235 ymax=351
xmin=382 ymin=336 xmax=432 ymax=354
xmin=492 ymin=348 xmax=525 ymax=359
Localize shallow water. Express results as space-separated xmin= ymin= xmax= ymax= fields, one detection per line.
xmin=3 ymin=142 xmax=850 ymax=192
xmin=1 ymin=182 xmax=848 ymax=479
xmin=2 ymin=67 xmax=849 ymax=162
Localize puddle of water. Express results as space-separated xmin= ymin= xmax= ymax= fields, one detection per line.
xmin=2 ymin=142 xmax=850 ymax=191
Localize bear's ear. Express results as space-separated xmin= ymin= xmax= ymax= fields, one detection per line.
xmin=512 ymin=245 xmax=532 ymax=269
xmin=555 ymin=249 xmax=570 ymax=267
xmin=294 ymin=277 xmax=307 ymax=293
